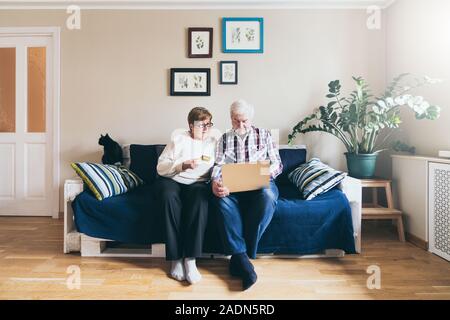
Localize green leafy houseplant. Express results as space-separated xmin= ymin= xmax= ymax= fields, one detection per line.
xmin=288 ymin=74 xmax=441 ymax=178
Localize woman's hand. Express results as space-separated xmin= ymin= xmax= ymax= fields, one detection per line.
xmin=182 ymin=159 xmax=199 ymax=171
xmin=212 ymin=179 xmax=230 ymax=198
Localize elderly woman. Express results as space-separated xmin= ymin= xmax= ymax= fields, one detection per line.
xmin=156 ymin=107 xmax=217 ymax=284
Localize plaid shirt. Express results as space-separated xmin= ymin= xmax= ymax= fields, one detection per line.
xmin=211 ymin=126 xmax=283 ymax=181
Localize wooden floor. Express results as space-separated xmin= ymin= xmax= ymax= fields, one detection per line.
xmin=0 ymin=217 xmax=449 ymax=300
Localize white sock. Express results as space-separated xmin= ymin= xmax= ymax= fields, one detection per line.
xmin=184 ymin=258 xmax=202 ymax=284
xmin=170 ymin=259 xmax=185 ymax=281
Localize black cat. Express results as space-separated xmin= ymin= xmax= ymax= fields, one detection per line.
xmin=98 ymin=134 xmax=123 ymax=165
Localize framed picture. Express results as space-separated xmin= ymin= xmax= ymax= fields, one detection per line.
xmin=222 ymin=17 xmax=264 ymax=53
xmin=188 ymin=27 xmax=213 ymax=58
xmin=170 ymin=68 xmax=211 ymax=96
xmin=219 ymin=61 xmax=238 ymax=85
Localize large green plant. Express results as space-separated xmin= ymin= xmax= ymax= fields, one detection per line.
xmin=288 ymin=74 xmax=441 ymax=154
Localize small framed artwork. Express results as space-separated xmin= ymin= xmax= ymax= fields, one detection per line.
xmin=170 ymin=68 xmax=211 ymax=96
xmin=188 ymin=27 xmax=213 ymax=58
xmin=222 ymin=17 xmax=264 ymax=53
xmin=219 ymin=61 xmax=238 ymax=85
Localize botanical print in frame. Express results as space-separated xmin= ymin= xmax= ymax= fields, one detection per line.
xmin=188 ymin=27 xmax=213 ymax=58
xmin=219 ymin=61 xmax=238 ymax=85
xmin=170 ymin=68 xmax=211 ymax=96
xmin=222 ymin=17 xmax=264 ymax=53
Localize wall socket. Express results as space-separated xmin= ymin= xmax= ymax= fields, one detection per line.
xmin=438 ymin=150 xmax=450 ymax=158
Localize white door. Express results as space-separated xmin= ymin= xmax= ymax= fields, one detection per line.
xmin=0 ymin=35 xmax=55 ymax=216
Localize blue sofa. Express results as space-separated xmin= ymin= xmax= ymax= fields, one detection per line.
xmin=65 ymin=144 xmax=361 ymax=257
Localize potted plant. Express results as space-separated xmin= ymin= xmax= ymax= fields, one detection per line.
xmin=288 ymin=74 xmax=441 ymax=178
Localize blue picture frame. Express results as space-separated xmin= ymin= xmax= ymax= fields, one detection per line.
xmin=222 ymin=17 xmax=264 ymax=53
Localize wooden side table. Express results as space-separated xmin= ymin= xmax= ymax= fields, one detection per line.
xmin=361 ymin=179 xmax=406 ymax=242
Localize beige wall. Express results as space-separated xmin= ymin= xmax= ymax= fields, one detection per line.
xmin=0 ymin=9 xmax=386 ymax=211
xmin=386 ymin=0 xmax=450 ymax=157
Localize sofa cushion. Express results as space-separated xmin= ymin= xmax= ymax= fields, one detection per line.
xmin=277 ymin=183 xmax=303 ymax=200
xmin=129 ymin=144 xmax=305 ymax=185
xmin=71 ymin=162 xmax=143 ymax=200
xmin=288 ymin=158 xmax=347 ymax=200
xmin=129 ymin=144 xmax=166 ymax=184
xmin=276 ymin=148 xmax=307 ymax=185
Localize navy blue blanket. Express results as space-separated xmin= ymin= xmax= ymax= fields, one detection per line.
xmin=73 ymin=184 xmax=164 ymax=245
xmin=72 ymin=183 xmax=355 ymax=255
xmin=258 ymin=185 xmax=356 ymax=254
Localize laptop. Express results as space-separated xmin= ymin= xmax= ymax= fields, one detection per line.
xmin=221 ymin=161 xmax=271 ymax=193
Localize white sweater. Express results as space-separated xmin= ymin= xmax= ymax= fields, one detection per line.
xmin=157 ymin=131 xmax=218 ymax=185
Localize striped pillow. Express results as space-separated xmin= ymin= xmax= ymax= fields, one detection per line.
xmin=71 ymin=162 xmax=144 ymax=200
xmin=288 ymin=158 xmax=347 ymax=200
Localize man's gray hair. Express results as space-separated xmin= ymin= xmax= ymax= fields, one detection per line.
xmin=230 ymin=100 xmax=255 ymax=119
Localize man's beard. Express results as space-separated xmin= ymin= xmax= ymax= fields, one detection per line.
xmin=235 ymin=127 xmax=248 ymax=135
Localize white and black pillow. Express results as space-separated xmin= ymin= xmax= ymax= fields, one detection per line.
xmin=71 ymin=162 xmax=143 ymax=201
xmin=288 ymin=158 xmax=347 ymax=200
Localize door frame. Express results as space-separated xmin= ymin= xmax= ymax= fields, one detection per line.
xmin=0 ymin=27 xmax=60 ymax=218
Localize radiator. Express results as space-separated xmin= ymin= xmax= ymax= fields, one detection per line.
xmin=429 ymin=162 xmax=450 ymax=261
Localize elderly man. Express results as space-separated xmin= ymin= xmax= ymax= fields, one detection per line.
xmin=211 ymin=100 xmax=283 ymax=290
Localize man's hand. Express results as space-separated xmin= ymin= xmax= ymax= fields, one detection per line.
xmin=212 ymin=179 xmax=230 ymax=198
xmin=182 ymin=159 xmax=199 ymax=171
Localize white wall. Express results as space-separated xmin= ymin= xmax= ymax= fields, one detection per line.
xmin=0 ymin=9 xmax=386 ymax=211
xmin=386 ymin=0 xmax=450 ymax=157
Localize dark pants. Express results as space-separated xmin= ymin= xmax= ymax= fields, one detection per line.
xmin=213 ymin=180 xmax=279 ymax=259
xmin=156 ymin=177 xmax=210 ymax=261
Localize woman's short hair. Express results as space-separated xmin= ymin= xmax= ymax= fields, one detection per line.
xmin=230 ymin=100 xmax=254 ymax=119
xmin=187 ymin=107 xmax=212 ymax=125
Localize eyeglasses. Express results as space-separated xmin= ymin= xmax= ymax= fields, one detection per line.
xmin=194 ymin=122 xmax=214 ymax=129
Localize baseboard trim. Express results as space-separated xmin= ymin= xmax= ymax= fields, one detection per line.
xmin=406 ymin=232 xmax=428 ymax=250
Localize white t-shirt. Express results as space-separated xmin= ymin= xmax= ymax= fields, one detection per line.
xmin=156 ymin=131 xmax=218 ymax=185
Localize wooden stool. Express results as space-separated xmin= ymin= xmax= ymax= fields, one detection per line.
xmin=361 ymin=179 xmax=406 ymax=242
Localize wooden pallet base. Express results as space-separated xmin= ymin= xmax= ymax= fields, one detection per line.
xmin=78 ymin=235 xmax=346 ymax=258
